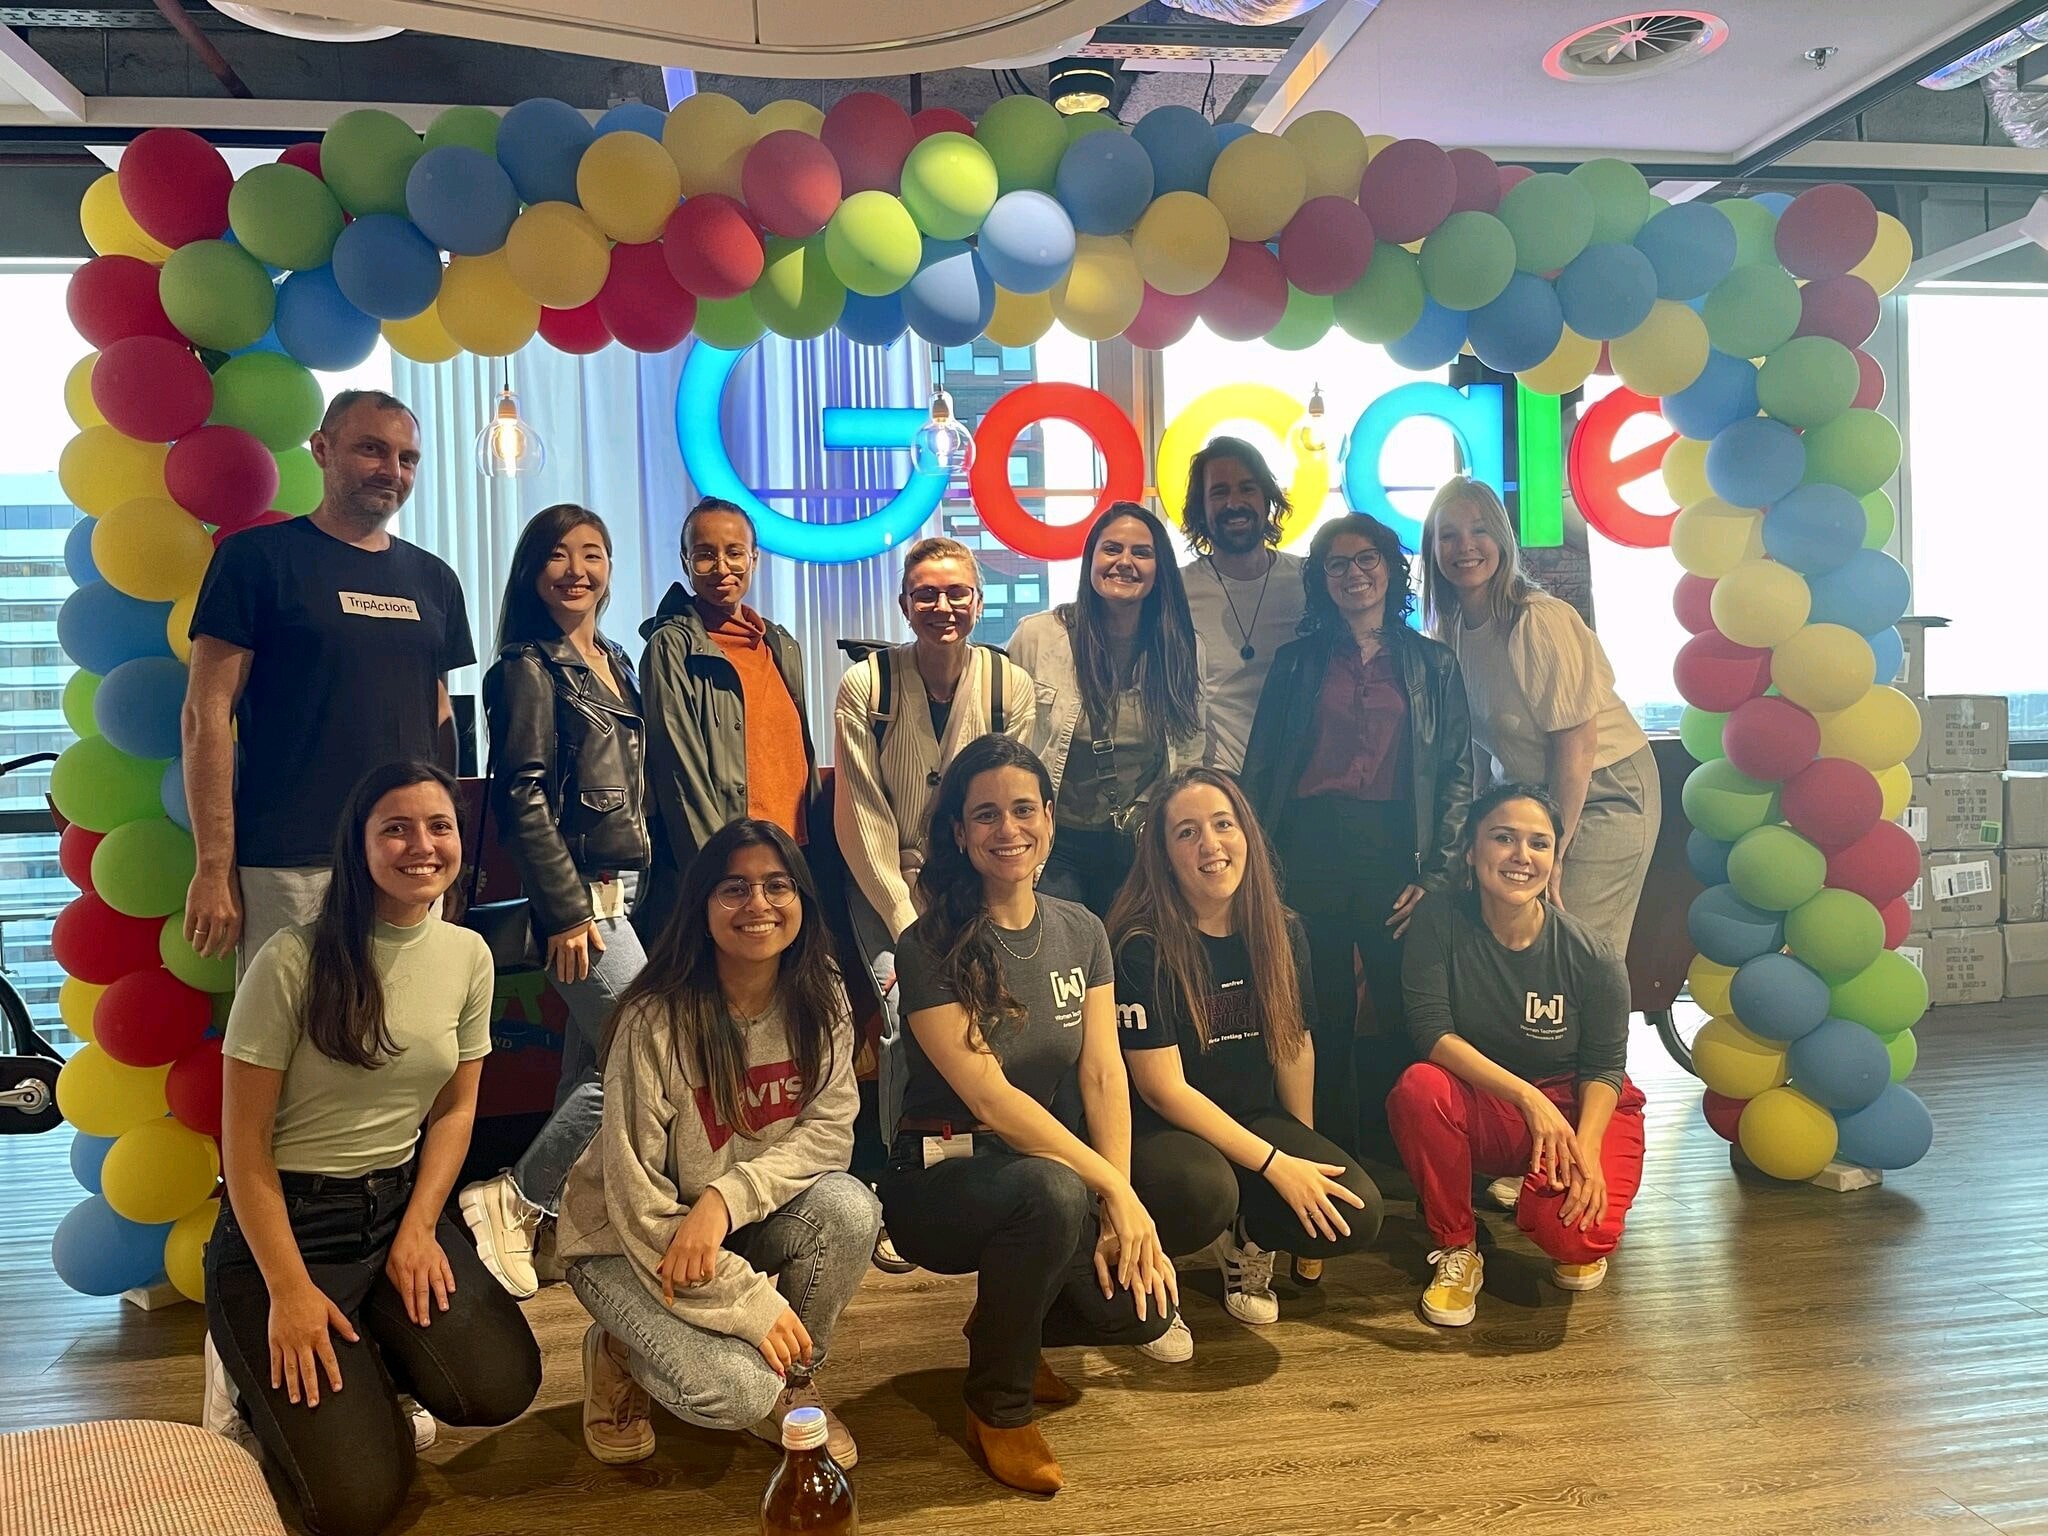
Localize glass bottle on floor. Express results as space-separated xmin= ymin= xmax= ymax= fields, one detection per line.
xmin=762 ymin=1405 xmax=856 ymax=1534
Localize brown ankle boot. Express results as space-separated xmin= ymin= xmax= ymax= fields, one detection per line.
xmin=965 ymin=1409 xmax=1063 ymax=1494
xmin=1031 ymin=1355 xmax=1079 ymax=1406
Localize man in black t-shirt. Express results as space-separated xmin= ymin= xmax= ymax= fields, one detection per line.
xmin=181 ymin=389 xmax=474 ymax=972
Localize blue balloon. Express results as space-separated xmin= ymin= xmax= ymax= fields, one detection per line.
xmin=70 ymin=1131 xmax=117 ymax=1196
xmin=330 ymin=215 xmax=443 ymax=321
xmin=1662 ymin=349 xmax=1758 ymax=441
xmin=1687 ymin=828 xmax=1732 ymax=888
xmin=496 ymin=96 xmax=594 ymax=207
xmin=1762 ymin=483 xmax=1866 ymax=575
xmin=51 ymin=1194 xmax=171 ymax=1297
xmin=1133 ymin=105 xmax=1221 ymax=196
xmin=901 ymin=239 xmax=995 ymax=347
xmin=405 ymin=145 xmax=519 ymax=257
xmin=1750 ymin=191 xmax=1796 ymax=216
xmin=1386 ymin=298 xmax=1468 ymax=371
xmin=1833 ymin=1083 xmax=1932 ymax=1170
xmin=1730 ymin=952 xmax=1831 ymax=1042
xmin=57 ymin=582 xmax=173 ymax=675
xmin=976 ymin=190 xmax=1076 ymax=295
xmin=1787 ymin=1017 xmax=1891 ymax=1111
xmin=1809 ymin=548 xmax=1911 ymax=634
xmin=229 ymin=325 xmax=288 ymax=359
xmin=64 ymin=517 xmax=100 ymax=585
xmin=595 ymin=101 xmax=666 ymax=139
xmin=1466 ymin=272 xmax=1562 ymax=373
xmin=1214 ymin=121 xmax=1256 ymax=150
xmin=93 ymin=655 xmax=187 ymax=761
xmin=1055 ymin=130 xmax=1154 ymax=237
xmin=1688 ymin=883 xmax=1785 ymax=967
xmin=1634 ymin=201 xmax=1737 ymax=300
xmin=1866 ymin=625 xmax=1904 ymax=688
xmin=1554 ymin=242 xmax=1657 ymax=341
xmin=161 ymin=754 xmax=191 ymax=830
xmin=275 ymin=266 xmax=380 ymax=372
xmin=1706 ymin=417 xmax=1805 ymax=508
xmin=837 ymin=291 xmax=908 ymax=347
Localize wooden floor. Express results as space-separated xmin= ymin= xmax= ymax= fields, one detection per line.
xmin=6 ymin=1005 xmax=2046 ymax=1536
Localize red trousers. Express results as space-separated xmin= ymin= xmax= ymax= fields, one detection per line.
xmin=1386 ymin=1062 xmax=1647 ymax=1265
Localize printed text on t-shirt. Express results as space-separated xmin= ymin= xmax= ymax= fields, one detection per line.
xmin=338 ymin=592 xmax=423 ymax=620
xmin=694 ymin=1059 xmax=805 ymax=1151
xmin=1523 ymin=992 xmax=1566 ymax=1040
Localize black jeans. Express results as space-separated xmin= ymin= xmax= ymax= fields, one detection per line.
xmin=205 ymin=1164 xmax=542 ymax=1536
xmin=1038 ymin=822 xmax=1138 ymax=918
xmin=878 ymin=1133 xmax=1171 ymax=1428
xmin=1130 ymin=1110 xmax=1385 ymax=1259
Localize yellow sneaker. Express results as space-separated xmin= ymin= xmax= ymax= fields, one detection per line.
xmin=1552 ymin=1258 xmax=1608 ymax=1292
xmin=1420 ymin=1245 xmax=1483 ymax=1327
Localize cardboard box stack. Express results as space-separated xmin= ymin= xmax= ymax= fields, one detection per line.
xmin=2005 ymin=772 xmax=2048 ymax=1000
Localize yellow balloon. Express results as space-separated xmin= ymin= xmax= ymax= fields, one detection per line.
xmin=985 ymin=286 xmax=1054 ymax=348
xmin=80 ymin=172 xmax=171 ymax=262
xmin=1850 ymin=212 xmax=1912 ymax=297
xmin=1711 ymin=558 xmax=1810 ymax=647
xmin=751 ymin=98 xmax=824 ymax=138
xmin=1206 ymin=132 xmax=1308 ymax=242
xmin=92 ymin=497 xmax=213 ymax=603
xmin=1876 ymin=761 xmax=1912 ymax=821
xmin=1687 ymin=954 xmax=1735 ymax=1018
xmin=168 ymin=590 xmax=197 ymax=664
xmin=1816 ymin=685 xmax=1921 ymax=772
xmin=1364 ymin=133 xmax=1396 ymax=163
xmin=577 ymin=129 xmax=682 ymax=245
xmin=58 ymin=427 xmax=169 ymax=518
xmin=1662 ymin=436 xmax=1711 ymax=506
xmin=1051 ymin=234 xmax=1143 ymax=342
xmin=1281 ymin=110 xmax=1370 ymax=200
xmin=1738 ymin=1085 xmax=1838 ymax=1181
xmin=102 ymin=1118 xmax=221 ymax=1226
xmin=66 ymin=353 xmax=106 ymax=430
xmin=438 ymin=251 xmax=541 ymax=357
xmin=383 ymin=305 xmax=462 ymax=365
xmin=1610 ymin=299 xmax=1709 ymax=397
xmin=1156 ymin=383 xmax=1330 ymax=543
xmin=1771 ymin=623 xmax=1877 ymax=715
xmin=1692 ymin=1015 xmax=1789 ymax=1101
xmin=1518 ymin=326 xmax=1600 ymax=396
xmin=664 ymin=92 xmax=755 ymax=199
xmin=1131 ymin=191 xmax=1230 ymax=297
xmin=60 ymin=977 xmax=105 ymax=1046
xmin=56 ymin=1045 xmax=170 ymax=1138
xmin=505 ymin=201 xmax=612 ymax=310
xmin=165 ymin=1197 xmax=220 ymax=1303
xmin=1670 ymin=497 xmax=1763 ymax=579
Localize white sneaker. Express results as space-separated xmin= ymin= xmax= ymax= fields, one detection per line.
xmin=399 ymin=1395 xmax=437 ymax=1450
xmin=1136 ymin=1311 xmax=1194 ymax=1363
xmin=1211 ymin=1223 xmax=1280 ymax=1326
xmin=201 ymin=1335 xmax=259 ymax=1455
xmin=459 ymin=1172 xmax=541 ymax=1299
xmin=1485 ymin=1175 xmax=1524 ymax=1211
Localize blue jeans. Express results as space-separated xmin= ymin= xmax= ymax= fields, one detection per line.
xmin=510 ymin=874 xmax=647 ymax=1213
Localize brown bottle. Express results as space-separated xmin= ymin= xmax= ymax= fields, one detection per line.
xmin=761 ymin=1405 xmax=856 ymax=1534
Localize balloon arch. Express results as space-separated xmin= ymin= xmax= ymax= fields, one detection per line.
xmin=47 ymin=91 xmax=1930 ymax=1300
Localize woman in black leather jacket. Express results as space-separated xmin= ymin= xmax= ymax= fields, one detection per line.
xmin=1241 ymin=513 xmax=1472 ymax=1160
xmin=458 ymin=503 xmax=652 ymax=1302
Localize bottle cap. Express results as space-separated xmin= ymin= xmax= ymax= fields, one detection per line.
xmin=781 ymin=1405 xmax=828 ymax=1451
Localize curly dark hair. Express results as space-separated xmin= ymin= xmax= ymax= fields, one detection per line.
xmin=1180 ymin=436 xmax=1288 ymax=554
xmin=1299 ymin=513 xmax=1417 ymax=635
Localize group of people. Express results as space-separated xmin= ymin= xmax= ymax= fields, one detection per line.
xmin=176 ymin=387 xmax=1660 ymax=1532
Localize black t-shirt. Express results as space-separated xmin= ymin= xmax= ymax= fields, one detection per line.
xmin=1114 ymin=919 xmax=1316 ymax=1126
xmin=190 ymin=517 xmax=475 ymax=867
xmin=895 ymin=894 xmax=1112 ymax=1135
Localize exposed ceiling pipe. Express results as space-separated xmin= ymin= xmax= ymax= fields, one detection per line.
xmin=1155 ymin=0 xmax=1331 ymax=22
xmin=150 ymin=0 xmax=253 ymax=97
xmin=1984 ymin=62 xmax=2048 ymax=148
xmin=1919 ymin=10 xmax=2048 ymax=89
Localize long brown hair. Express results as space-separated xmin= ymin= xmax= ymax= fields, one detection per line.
xmin=1420 ymin=475 xmax=1539 ymax=641
xmin=1064 ymin=501 xmax=1202 ymax=742
xmin=607 ymin=819 xmax=842 ymax=1141
xmin=1105 ymin=766 xmax=1305 ymax=1063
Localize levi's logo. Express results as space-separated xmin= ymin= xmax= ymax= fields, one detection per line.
xmin=339 ymin=591 xmax=422 ymax=620
xmin=1050 ymin=967 xmax=1087 ymax=1013
xmin=693 ymin=1059 xmax=804 ymax=1152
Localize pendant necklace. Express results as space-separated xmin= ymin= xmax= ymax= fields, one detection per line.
xmin=1210 ymin=554 xmax=1273 ymax=662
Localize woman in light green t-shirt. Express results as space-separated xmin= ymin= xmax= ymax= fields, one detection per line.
xmin=202 ymin=761 xmax=540 ymax=1536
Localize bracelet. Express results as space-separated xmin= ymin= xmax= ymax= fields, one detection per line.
xmin=1258 ymin=1145 xmax=1278 ymax=1175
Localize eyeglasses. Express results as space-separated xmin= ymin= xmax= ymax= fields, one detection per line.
xmin=713 ymin=875 xmax=799 ymax=910
xmin=1322 ymin=551 xmax=1386 ymax=578
xmin=689 ymin=550 xmax=753 ymax=574
xmin=907 ymin=584 xmax=978 ymax=611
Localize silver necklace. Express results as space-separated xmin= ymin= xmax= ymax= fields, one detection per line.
xmin=991 ymin=910 xmax=1044 ymax=961
xmin=1209 ymin=553 xmax=1273 ymax=662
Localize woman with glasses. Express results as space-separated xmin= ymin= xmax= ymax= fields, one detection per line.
xmin=1006 ymin=503 xmax=1206 ymax=916
xmin=557 ymin=819 xmax=878 ymax=1468
xmin=1242 ymin=514 xmax=1473 ymax=1159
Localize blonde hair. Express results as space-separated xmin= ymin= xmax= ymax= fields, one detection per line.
xmin=900 ymin=535 xmax=981 ymax=594
xmin=1420 ymin=476 xmax=1540 ymax=641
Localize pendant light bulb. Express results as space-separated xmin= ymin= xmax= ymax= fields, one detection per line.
xmin=910 ymin=387 xmax=976 ymax=477
xmin=476 ymin=386 xmax=546 ymax=479
xmin=1295 ymin=382 xmax=1328 ymax=458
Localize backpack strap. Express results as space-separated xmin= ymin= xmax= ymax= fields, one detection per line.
xmin=985 ymin=645 xmax=1006 ymax=734
xmin=868 ymin=648 xmax=895 ymax=752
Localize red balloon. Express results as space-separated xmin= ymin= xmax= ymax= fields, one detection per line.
xmin=663 ymin=196 xmax=766 ymax=299
xmin=1851 ymin=348 xmax=1885 ymax=410
xmin=1673 ymin=573 xmax=1716 ymax=634
xmin=214 ymin=510 xmax=291 ymax=545
xmin=166 ymin=426 xmax=279 ymax=528
xmin=167 ymin=1036 xmax=226 ymax=1139
xmin=539 ymin=301 xmax=614 ymax=355
xmin=912 ymin=107 xmax=976 ymax=142
xmin=1358 ymin=138 xmax=1456 ymax=245
xmin=1447 ymin=147 xmax=1502 ymax=214
xmin=1782 ymin=756 xmax=1883 ymax=852
xmin=59 ymin=824 xmax=105 ymax=891
xmin=1200 ymin=240 xmax=1288 ymax=342
xmin=1702 ymin=1089 xmax=1746 ymax=1142
xmin=823 ymin=91 xmax=917 ymax=196
xmin=1794 ymin=274 xmax=1878 ymax=347
xmin=117 ymin=127 xmax=233 ymax=249
xmin=1879 ymin=896 xmax=1912 ymax=949
xmin=1774 ymin=183 xmax=1878 ymax=281
xmin=1824 ymin=818 xmax=1920 ymax=906
xmin=1723 ymin=695 xmax=1820 ymax=783
xmin=50 ymin=893 xmax=162 ymax=985
xmin=1497 ymin=164 xmax=1535 ymax=198
xmin=95 ymin=966 xmax=211 ymax=1068
xmin=742 ymin=130 xmax=844 ymax=239
xmin=91 ymin=336 xmax=214 ymax=443
xmin=1125 ymin=284 xmax=1200 ymax=350
xmin=1278 ymin=197 xmax=1373 ymax=296
xmin=66 ymin=255 xmax=182 ymax=350
xmin=1673 ymin=629 xmax=1771 ymax=713
xmin=598 ymin=242 xmax=697 ymax=353
xmin=278 ymin=141 xmax=324 ymax=178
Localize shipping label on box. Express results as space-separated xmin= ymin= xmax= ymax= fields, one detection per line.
xmin=1922 ymin=852 xmax=2001 ymax=928
xmin=2004 ymin=922 xmax=2048 ymax=999
xmin=1924 ymin=927 xmax=2004 ymax=1006
xmin=1897 ymin=942 xmax=1924 ymax=971
xmin=2005 ymin=848 xmax=2048 ymax=924
xmin=1916 ymin=696 xmax=2010 ymax=773
xmin=1912 ymin=773 xmax=2004 ymax=849
xmin=2007 ymin=773 xmax=2048 ymax=849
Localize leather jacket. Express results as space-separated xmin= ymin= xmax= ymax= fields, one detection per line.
xmin=1241 ymin=622 xmax=1474 ymax=893
xmin=483 ymin=632 xmax=650 ymax=942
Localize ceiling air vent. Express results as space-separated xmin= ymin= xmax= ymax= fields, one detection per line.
xmin=1544 ymin=11 xmax=1727 ymax=82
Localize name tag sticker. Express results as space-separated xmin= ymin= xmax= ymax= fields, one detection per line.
xmin=590 ymin=879 xmax=626 ymax=921
xmin=922 ymin=1134 xmax=973 ymax=1168
xmin=339 ymin=591 xmax=422 ymax=620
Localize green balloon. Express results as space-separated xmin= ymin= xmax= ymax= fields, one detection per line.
xmin=1727 ymin=824 xmax=1826 ymax=911
xmin=1333 ymin=243 xmax=1424 ymax=343
xmin=693 ymin=291 xmax=766 ymax=350
xmin=63 ymin=671 xmax=101 ymax=739
xmin=975 ymin=94 xmax=1069 ymax=195
xmin=1829 ymin=949 xmax=1928 ymax=1037
xmin=425 ymin=105 xmax=502 ymax=157
xmin=1718 ymin=198 xmax=1780 ymax=267
xmin=1681 ymin=758 xmax=1778 ymax=843
xmin=1800 ymin=409 xmax=1901 ymax=496
xmin=1679 ymin=705 xmax=1727 ymax=763
xmin=1568 ymin=157 xmax=1652 ymax=245
xmin=1861 ymin=488 xmax=1895 ymax=549
xmin=1885 ymin=1027 xmax=1917 ymax=1082
xmin=824 ymin=191 xmax=922 ymax=296
xmin=320 ymin=108 xmax=424 ymax=218
xmin=1784 ymin=888 xmax=1885 ymax=981
xmin=1499 ymin=172 xmax=1594 ymax=275
xmin=92 ymin=816 xmax=196 ymax=919
xmin=160 ymin=915 xmax=235 ymax=994
xmin=273 ymin=446 xmax=322 ymax=515
xmin=1419 ymin=211 xmax=1516 ymax=312
xmin=1756 ymin=335 xmax=1859 ymax=430
xmin=50 ymin=736 xmax=166 ymax=834
xmin=1702 ymin=265 xmax=1801 ymax=360
xmin=159 ymin=240 xmax=276 ymax=352
xmin=1268 ymin=286 xmax=1333 ymax=351
xmin=752 ymin=236 xmax=846 ymax=340
xmin=1064 ymin=111 xmax=1120 ymax=145
xmin=210 ymin=353 xmax=323 ymax=452
xmin=900 ymin=133 xmax=998 ymax=240
xmin=227 ymin=163 xmax=344 ymax=272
